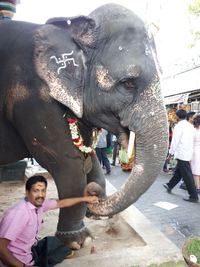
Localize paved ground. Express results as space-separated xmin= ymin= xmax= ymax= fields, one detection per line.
xmin=108 ymin=163 xmax=200 ymax=249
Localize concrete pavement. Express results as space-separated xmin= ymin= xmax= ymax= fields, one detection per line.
xmin=108 ymin=163 xmax=200 ymax=249
xmin=57 ymin=178 xmax=184 ymax=267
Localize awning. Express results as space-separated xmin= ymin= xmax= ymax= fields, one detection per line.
xmin=164 ymin=93 xmax=189 ymax=105
xmin=161 ymin=67 xmax=200 ymax=97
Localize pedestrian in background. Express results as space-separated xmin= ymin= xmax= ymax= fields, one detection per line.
xmin=163 ymin=123 xmax=173 ymax=172
xmin=191 ymin=115 xmax=200 ymax=194
xmin=0 ymin=0 xmax=17 ymax=20
xmin=187 ymin=111 xmax=196 ymax=123
xmin=179 ymin=111 xmax=196 ymax=190
xmin=163 ymin=109 xmax=199 ymax=203
xmin=111 ymin=135 xmax=119 ymax=166
xmin=95 ymin=129 xmax=111 ymax=175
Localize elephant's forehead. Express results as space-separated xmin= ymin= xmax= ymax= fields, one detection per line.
xmin=104 ymin=27 xmax=151 ymax=62
xmin=96 ymin=48 xmax=147 ymax=83
xmin=106 ymin=43 xmax=149 ymax=70
xmin=99 ymin=42 xmax=154 ymax=84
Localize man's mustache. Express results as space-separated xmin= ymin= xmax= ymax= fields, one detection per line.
xmin=35 ymin=197 xmax=44 ymax=201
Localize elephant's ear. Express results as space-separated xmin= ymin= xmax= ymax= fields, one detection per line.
xmin=34 ymin=24 xmax=88 ymax=118
xmin=46 ymin=16 xmax=97 ymax=50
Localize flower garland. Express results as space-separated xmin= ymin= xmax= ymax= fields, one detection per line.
xmin=67 ymin=118 xmax=99 ymax=155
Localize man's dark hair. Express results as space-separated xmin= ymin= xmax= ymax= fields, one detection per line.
xmin=194 ymin=115 xmax=200 ymax=128
xmin=25 ymin=175 xmax=47 ymax=191
xmin=186 ymin=111 xmax=196 ymax=121
xmin=176 ymin=109 xmax=187 ymax=120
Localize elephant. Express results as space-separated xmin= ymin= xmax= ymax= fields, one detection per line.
xmin=0 ymin=4 xmax=168 ymax=247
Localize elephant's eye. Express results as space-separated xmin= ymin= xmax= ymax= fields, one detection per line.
xmin=123 ymin=79 xmax=136 ymax=89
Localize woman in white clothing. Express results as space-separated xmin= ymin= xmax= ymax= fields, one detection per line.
xmin=191 ymin=115 xmax=200 ymax=193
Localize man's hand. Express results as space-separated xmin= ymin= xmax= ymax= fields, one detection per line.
xmin=84 ymin=196 xmax=99 ymax=204
xmin=56 ymin=196 xmax=99 ymax=208
xmin=166 ymin=154 xmax=173 ymax=163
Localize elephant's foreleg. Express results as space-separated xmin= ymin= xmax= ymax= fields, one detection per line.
xmin=52 ymin=158 xmax=89 ymax=246
xmin=86 ymin=154 xmax=106 ymax=195
xmin=84 ymin=154 xmax=107 ymax=218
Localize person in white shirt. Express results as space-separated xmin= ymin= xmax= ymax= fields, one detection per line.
xmin=179 ymin=111 xmax=196 ymax=190
xmin=163 ymin=109 xmax=199 ymax=203
xmin=191 ymin=115 xmax=200 ymax=193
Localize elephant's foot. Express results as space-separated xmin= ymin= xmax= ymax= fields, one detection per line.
xmin=56 ymin=226 xmax=94 ymax=249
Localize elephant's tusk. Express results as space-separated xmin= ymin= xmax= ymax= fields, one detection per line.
xmin=127 ymin=131 xmax=135 ymax=159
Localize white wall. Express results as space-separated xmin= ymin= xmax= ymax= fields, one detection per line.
xmin=161 ymin=67 xmax=200 ymax=97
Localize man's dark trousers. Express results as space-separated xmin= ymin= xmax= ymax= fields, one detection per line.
xmin=167 ymin=159 xmax=198 ymax=200
xmin=95 ymin=147 xmax=111 ymax=173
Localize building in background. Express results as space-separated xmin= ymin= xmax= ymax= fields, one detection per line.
xmin=162 ymin=51 xmax=200 ymax=113
xmin=151 ymin=0 xmax=200 ymax=113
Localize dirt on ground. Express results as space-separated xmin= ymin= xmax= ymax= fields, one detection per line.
xmin=0 ymin=176 xmax=145 ymax=258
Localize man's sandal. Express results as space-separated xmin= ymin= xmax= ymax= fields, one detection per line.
xmin=65 ymin=250 xmax=75 ymax=259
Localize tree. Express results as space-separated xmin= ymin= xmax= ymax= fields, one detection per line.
xmin=188 ymin=0 xmax=200 ymax=46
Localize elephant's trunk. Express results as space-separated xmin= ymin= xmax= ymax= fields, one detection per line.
xmin=88 ymin=80 xmax=168 ymax=216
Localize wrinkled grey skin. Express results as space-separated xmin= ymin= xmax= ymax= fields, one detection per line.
xmin=0 ymin=4 xmax=168 ymax=246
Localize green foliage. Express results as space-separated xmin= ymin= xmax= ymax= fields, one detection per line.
xmin=188 ymin=0 xmax=200 ymax=45
xmin=186 ymin=238 xmax=200 ymax=264
xmin=189 ymin=0 xmax=200 ymax=16
xmin=194 ymin=31 xmax=200 ymax=39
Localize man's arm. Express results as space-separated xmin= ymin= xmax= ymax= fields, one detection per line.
xmin=56 ymin=196 xmax=99 ymax=209
xmin=0 ymin=238 xmax=25 ymax=267
xmin=169 ymin=124 xmax=181 ymax=156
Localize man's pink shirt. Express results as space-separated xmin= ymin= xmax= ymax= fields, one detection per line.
xmin=0 ymin=198 xmax=57 ymax=265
